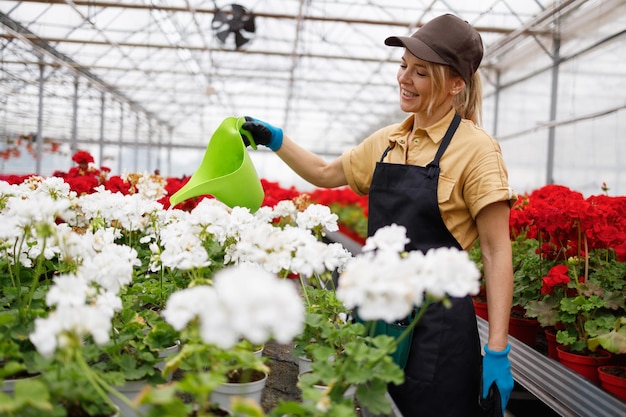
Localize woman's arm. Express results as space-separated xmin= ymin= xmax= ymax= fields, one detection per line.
xmin=475 ymin=200 xmax=513 ymax=350
xmin=275 ymin=135 xmax=348 ymax=189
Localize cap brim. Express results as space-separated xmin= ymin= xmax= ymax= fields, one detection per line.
xmin=385 ymin=35 xmax=448 ymax=66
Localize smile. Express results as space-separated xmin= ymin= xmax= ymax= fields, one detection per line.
xmin=401 ymin=89 xmax=419 ymax=97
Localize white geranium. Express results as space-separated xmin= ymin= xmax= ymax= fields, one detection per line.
xmin=336 ymin=250 xmax=416 ymax=321
xmin=29 ymin=303 xmax=117 ymax=357
xmin=361 ymin=223 xmax=409 ymax=253
xmin=159 ymin=219 xmax=210 ymax=270
xmin=79 ymin=242 xmax=140 ymax=293
xmin=45 ymin=274 xmax=91 ymax=307
xmin=271 ymin=200 xmax=298 ymax=219
xmin=188 ymin=198 xmax=233 ymax=245
xmin=134 ymin=171 xmax=168 ymax=200
xmin=162 ymin=265 xmax=304 ymax=349
xmin=213 ymin=264 xmax=304 ymax=345
xmin=162 ymin=285 xmax=218 ymax=331
xmin=77 ymin=187 xmax=162 ymax=232
xmin=337 ymin=225 xmax=481 ymax=322
xmin=296 ymin=203 xmax=339 ymax=232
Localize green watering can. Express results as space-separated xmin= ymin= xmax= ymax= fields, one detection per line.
xmin=169 ymin=116 xmax=264 ymax=212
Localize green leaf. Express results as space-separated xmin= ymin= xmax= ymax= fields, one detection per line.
xmin=14 ymin=378 xmax=52 ymax=411
xmin=588 ymin=320 xmax=626 ymax=354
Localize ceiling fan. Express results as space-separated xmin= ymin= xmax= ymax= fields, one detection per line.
xmin=212 ymin=3 xmax=256 ymax=50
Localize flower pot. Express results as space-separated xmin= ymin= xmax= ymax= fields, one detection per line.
xmin=1 ymin=374 xmax=39 ymax=395
xmin=297 ymin=371 xmax=356 ymax=400
xmin=556 ymin=346 xmax=612 ymax=384
xmin=598 ymin=366 xmax=626 ymax=402
xmin=156 ymin=341 xmax=181 ymax=379
xmin=108 ymin=379 xmax=151 ymax=417
xmin=544 ymin=327 xmax=561 ymax=360
xmin=472 ymin=297 xmax=488 ymax=321
xmin=508 ymin=315 xmax=540 ymax=347
xmin=298 ymin=355 xmax=313 ymax=374
xmin=210 ymin=370 xmax=267 ymax=413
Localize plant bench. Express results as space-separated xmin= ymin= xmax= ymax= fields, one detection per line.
xmin=477 ymin=317 xmax=625 ymax=417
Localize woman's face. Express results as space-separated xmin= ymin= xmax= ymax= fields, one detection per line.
xmin=396 ymin=51 xmax=453 ymax=118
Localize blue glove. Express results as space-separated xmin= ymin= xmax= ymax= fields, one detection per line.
xmin=482 ymin=344 xmax=514 ymax=415
xmin=241 ymin=116 xmax=283 ymax=151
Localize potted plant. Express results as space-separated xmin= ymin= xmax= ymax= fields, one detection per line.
xmin=286 ymin=225 xmax=482 ymax=417
xmin=587 ymin=316 xmax=626 ymax=401
xmin=138 ymin=264 xmax=305 ymax=416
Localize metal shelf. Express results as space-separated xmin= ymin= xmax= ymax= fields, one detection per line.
xmin=477 ymin=317 xmax=626 ymax=417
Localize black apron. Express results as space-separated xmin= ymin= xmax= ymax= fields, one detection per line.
xmin=368 ymin=114 xmax=482 ymax=417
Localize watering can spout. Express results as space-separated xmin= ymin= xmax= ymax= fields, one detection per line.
xmin=169 ymin=116 xmax=264 ymax=211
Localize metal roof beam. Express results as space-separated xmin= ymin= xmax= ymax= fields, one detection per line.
xmin=17 ymin=0 xmax=546 ymax=35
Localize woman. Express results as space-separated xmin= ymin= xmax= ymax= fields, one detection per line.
xmin=242 ymin=14 xmax=515 ymax=417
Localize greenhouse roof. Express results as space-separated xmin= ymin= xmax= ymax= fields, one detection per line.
xmin=1 ymin=0 xmax=625 ymax=196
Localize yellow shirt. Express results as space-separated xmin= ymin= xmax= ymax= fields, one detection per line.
xmin=341 ymin=109 xmax=516 ymax=250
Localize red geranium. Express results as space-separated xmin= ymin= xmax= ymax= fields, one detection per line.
xmin=72 ymin=151 xmax=94 ymax=165
xmin=541 ymin=264 xmax=571 ymax=295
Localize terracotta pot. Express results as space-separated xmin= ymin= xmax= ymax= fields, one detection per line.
xmin=556 ymin=345 xmax=612 ymax=384
xmin=544 ymin=328 xmax=561 ymax=360
xmin=508 ymin=315 xmax=540 ymax=347
xmin=598 ymin=366 xmax=626 ymax=402
xmin=472 ymin=297 xmax=488 ymax=321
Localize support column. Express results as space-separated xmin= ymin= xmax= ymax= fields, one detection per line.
xmin=134 ymin=113 xmax=140 ymax=172
xmin=147 ymin=117 xmax=152 ymax=172
xmin=98 ymin=92 xmax=106 ymax=167
xmin=167 ymin=126 xmax=173 ymax=177
xmin=546 ymin=37 xmax=561 ymax=185
xmin=117 ymin=102 xmax=124 ymax=175
xmin=35 ymin=56 xmax=45 ymax=175
xmin=71 ymin=75 xmax=79 ymax=155
xmin=492 ymin=70 xmax=501 ymax=137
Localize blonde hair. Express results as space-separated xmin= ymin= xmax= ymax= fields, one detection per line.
xmin=425 ymin=62 xmax=483 ymax=126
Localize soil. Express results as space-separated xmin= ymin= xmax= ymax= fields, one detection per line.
xmin=259 ymin=341 xmax=303 ymax=410
xmin=600 ymin=365 xmax=626 ymax=378
xmin=260 ymin=342 xmax=365 ymax=416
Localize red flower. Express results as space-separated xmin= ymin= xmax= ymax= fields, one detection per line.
xmin=541 ymin=264 xmax=571 ymax=295
xmin=64 ymin=175 xmax=99 ymax=195
xmin=104 ymin=176 xmax=132 ymax=195
xmin=71 ymin=151 xmax=95 ymax=165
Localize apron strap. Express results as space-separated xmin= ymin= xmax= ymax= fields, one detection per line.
xmin=427 ymin=113 xmax=461 ymax=177
xmin=379 ymin=145 xmax=392 ymax=163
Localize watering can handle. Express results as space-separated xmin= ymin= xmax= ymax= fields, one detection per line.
xmin=239 ymin=126 xmax=257 ymax=150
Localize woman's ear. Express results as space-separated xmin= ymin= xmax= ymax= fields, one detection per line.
xmin=450 ymin=77 xmax=467 ymax=96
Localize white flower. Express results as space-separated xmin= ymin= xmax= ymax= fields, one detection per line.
xmin=188 ymin=198 xmax=233 ymax=245
xmin=159 ymin=220 xmax=210 ymax=270
xmin=29 ymin=303 xmax=116 ymax=357
xmin=336 ymin=226 xmax=481 ymax=323
xmin=162 ymin=286 xmax=218 ymax=331
xmin=212 ymin=264 xmax=304 ymax=346
xmin=45 ymin=274 xmax=90 ymax=307
xmin=79 ymin=242 xmax=140 ymax=293
xmin=336 ymin=251 xmax=415 ymax=321
xmin=162 ymin=265 xmax=304 ymax=349
xmin=361 ymin=223 xmax=409 ymax=253
xmin=296 ymin=204 xmax=339 ymax=232
xmin=271 ymin=200 xmax=298 ymax=219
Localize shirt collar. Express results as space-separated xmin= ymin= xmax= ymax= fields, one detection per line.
xmin=388 ymin=108 xmax=457 ymax=146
